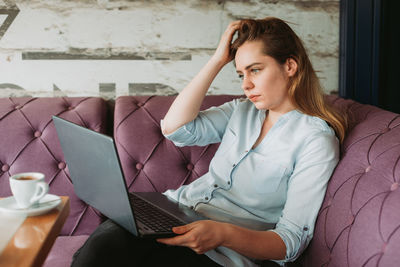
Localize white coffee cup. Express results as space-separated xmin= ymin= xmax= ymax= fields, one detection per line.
xmin=9 ymin=172 xmax=49 ymax=209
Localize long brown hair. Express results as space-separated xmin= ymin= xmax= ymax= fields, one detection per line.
xmin=231 ymin=17 xmax=347 ymax=143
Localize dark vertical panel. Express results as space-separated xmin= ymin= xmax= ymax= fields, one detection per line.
xmin=339 ymin=0 xmax=383 ymax=106
xmin=379 ymin=0 xmax=400 ymax=113
xmin=370 ymin=0 xmax=381 ymax=106
xmin=339 ymin=0 xmax=355 ymax=99
xmin=354 ymin=0 xmax=373 ymax=104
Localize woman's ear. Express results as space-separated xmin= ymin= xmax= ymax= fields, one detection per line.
xmin=285 ymin=58 xmax=298 ymax=77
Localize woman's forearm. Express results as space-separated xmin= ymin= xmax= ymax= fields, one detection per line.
xmin=162 ymin=21 xmax=240 ymax=135
xmin=157 ymin=220 xmax=286 ymax=260
xmin=221 ymin=223 xmax=287 ymax=260
xmin=162 ymin=57 xmax=225 ymax=135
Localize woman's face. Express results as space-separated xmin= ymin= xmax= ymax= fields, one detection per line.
xmin=235 ymin=40 xmax=295 ymax=113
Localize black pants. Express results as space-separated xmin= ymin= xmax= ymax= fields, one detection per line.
xmin=71 ymin=219 xmax=222 ymax=267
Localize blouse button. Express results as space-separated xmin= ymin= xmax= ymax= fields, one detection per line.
xmin=227 ymin=181 xmax=231 ymax=185
xmin=205 ymin=197 xmax=209 ymax=201
xmin=214 ymin=184 xmax=218 ymax=188
xmin=189 ymin=206 xmax=194 ymax=209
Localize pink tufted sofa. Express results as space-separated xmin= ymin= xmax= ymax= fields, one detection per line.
xmin=0 ymin=95 xmax=399 ymax=266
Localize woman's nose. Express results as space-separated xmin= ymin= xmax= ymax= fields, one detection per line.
xmin=241 ymin=76 xmax=254 ymax=91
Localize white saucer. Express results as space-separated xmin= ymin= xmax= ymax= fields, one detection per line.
xmin=0 ymin=194 xmax=61 ymax=217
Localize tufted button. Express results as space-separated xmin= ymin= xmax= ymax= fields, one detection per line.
xmin=348 ymin=215 xmax=355 ymax=225
xmin=380 ymin=127 xmax=390 ymax=134
xmin=14 ymin=105 xmax=21 ymax=109
xmin=186 ymin=163 xmax=194 ymax=171
xmin=34 ymin=131 xmax=42 ymax=138
xmin=137 ymin=103 xmax=144 ymax=107
xmin=391 ymin=182 xmax=399 ymax=191
xmin=68 ymin=106 xmax=75 ymax=110
xmin=2 ymin=164 xmax=10 ymax=172
xmin=136 ymin=163 xmax=144 ymax=170
xmin=381 ymin=243 xmax=387 ymax=253
xmin=58 ymin=162 xmax=66 ymax=169
xmin=365 ymin=165 xmax=372 ymax=173
xmin=327 ymin=198 xmax=333 ymax=206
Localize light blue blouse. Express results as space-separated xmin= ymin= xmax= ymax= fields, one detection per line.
xmin=162 ymin=98 xmax=339 ymax=267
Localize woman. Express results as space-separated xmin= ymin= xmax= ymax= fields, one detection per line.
xmin=72 ymin=17 xmax=347 ymax=267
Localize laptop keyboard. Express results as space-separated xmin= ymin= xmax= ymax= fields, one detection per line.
xmin=129 ymin=194 xmax=184 ymax=232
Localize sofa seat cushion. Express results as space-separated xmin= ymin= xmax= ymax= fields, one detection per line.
xmin=0 ymin=97 xmax=109 ymax=236
xmin=43 ymin=235 xmax=89 ymax=267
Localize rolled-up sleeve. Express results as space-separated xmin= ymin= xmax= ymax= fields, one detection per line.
xmin=270 ymin=130 xmax=339 ymax=264
xmin=161 ymin=99 xmax=240 ymax=147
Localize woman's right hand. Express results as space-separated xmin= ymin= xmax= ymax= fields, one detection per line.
xmin=212 ymin=21 xmax=241 ymax=66
xmin=162 ymin=21 xmax=241 ymax=135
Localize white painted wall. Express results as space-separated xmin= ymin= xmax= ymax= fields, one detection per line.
xmin=0 ymin=0 xmax=340 ymax=98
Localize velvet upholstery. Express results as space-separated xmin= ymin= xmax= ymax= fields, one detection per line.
xmin=0 ymin=97 xmax=109 ymax=236
xmin=114 ymin=95 xmax=400 ymax=267
xmin=43 ymin=235 xmax=89 ymax=267
xmin=1 ymin=95 xmax=399 ymax=266
xmin=301 ymin=95 xmax=400 ymax=266
xmin=113 ymin=95 xmax=242 ymax=192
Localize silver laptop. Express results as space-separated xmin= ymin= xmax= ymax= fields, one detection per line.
xmin=53 ymin=116 xmax=207 ymax=238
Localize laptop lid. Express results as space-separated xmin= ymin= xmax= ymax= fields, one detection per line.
xmin=53 ymin=116 xmax=139 ymax=236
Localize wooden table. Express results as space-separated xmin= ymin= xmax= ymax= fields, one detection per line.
xmin=0 ymin=196 xmax=70 ymax=267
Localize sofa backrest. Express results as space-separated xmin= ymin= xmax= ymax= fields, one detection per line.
xmin=302 ymin=95 xmax=400 ymax=266
xmin=0 ymin=97 xmax=110 ymax=236
xmin=114 ymin=95 xmax=241 ymax=192
xmin=3 ymin=94 xmax=399 ymax=266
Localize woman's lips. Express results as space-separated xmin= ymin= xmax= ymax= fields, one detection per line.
xmin=248 ymin=95 xmax=260 ymax=101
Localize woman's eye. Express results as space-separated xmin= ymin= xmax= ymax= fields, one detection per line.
xmin=251 ymin=69 xmax=260 ymax=74
xmin=238 ymin=74 xmax=244 ymax=80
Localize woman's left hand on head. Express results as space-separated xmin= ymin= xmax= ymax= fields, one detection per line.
xmin=157 ymin=220 xmax=226 ymax=254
